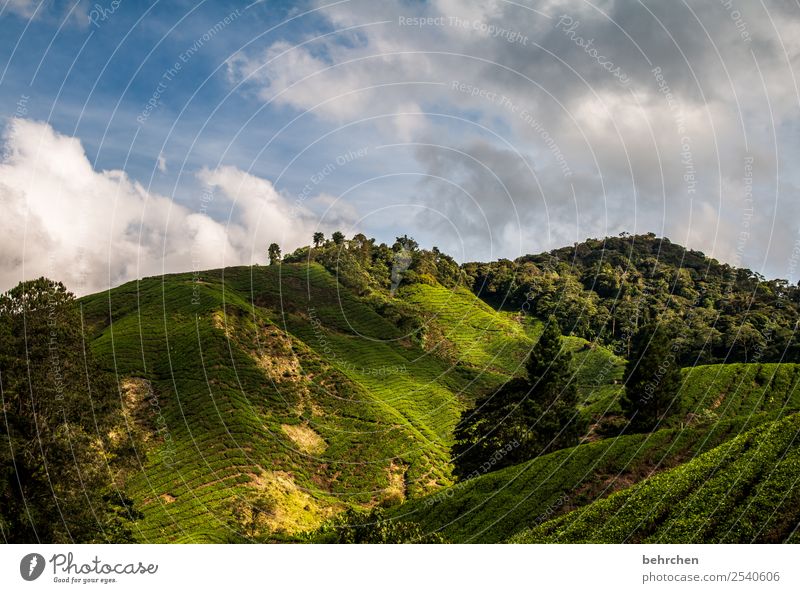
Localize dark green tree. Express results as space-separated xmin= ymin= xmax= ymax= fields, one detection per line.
xmin=450 ymin=318 xmax=579 ymax=479
xmin=350 ymin=233 xmax=372 ymax=264
xmin=524 ymin=319 xmax=580 ymax=451
xmin=310 ymin=507 xmax=445 ymax=543
xmin=0 ymin=279 xmax=141 ymax=543
xmin=268 ymin=242 xmax=281 ymax=265
xmin=393 ymin=234 xmax=419 ymax=252
xmin=621 ymin=323 xmax=682 ymax=432
xmin=331 ymin=231 xmax=345 ymax=245
xmin=450 ymin=378 xmax=533 ymax=479
xmin=312 ymin=232 xmax=325 ymax=247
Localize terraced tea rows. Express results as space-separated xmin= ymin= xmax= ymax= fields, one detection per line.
xmin=674 ymin=363 xmax=800 ymax=426
xmin=80 ymin=264 xmax=549 ymax=541
xmin=513 ymin=412 xmax=800 ymax=543
xmin=398 ymin=283 xmax=536 ymax=375
xmin=395 ymin=360 xmax=800 ymax=543
xmin=77 ymin=255 xmax=800 ymax=543
xmin=395 ymin=417 xmax=755 ymax=543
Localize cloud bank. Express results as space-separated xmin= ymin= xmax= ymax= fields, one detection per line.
xmin=0 ymin=119 xmax=340 ymax=294
xmin=228 ymin=0 xmax=800 ymax=279
xmin=4 ymin=0 xmax=800 ymax=293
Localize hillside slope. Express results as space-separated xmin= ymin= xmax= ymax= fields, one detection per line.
xmin=79 ymin=263 xmax=536 ymax=542
xmin=395 ymin=362 xmax=800 ymax=543
xmin=67 ymin=233 xmax=800 ymax=543
xmin=395 ymin=418 xmax=752 ymax=543
xmin=512 ymin=412 xmax=800 ymax=543
xmin=674 ymin=363 xmax=800 ymax=426
xmin=465 ymin=233 xmax=800 ymax=365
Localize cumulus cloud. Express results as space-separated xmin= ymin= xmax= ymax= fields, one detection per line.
xmin=4 ymin=0 xmax=39 ymax=18
xmin=0 ymin=119 xmax=344 ymax=295
xmin=3 ymin=0 xmax=89 ymax=23
xmin=227 ymin=0 xmax=800 ymax=279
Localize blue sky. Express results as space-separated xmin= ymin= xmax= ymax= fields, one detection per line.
xmin=2 ymin=0 xmax=800 ymax=293
xmin=2 ymin=1 xmax=322 ymax=197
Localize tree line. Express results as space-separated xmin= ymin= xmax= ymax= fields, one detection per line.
xmin=0 ymin=279 xmax=141 ymax=543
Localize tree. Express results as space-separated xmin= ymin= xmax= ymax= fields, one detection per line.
xmin=310 ymin=507 xmax=445 ymax=543
xmin=621 ymin=323 xmax=682 ymax=432
xmin=312 ymin=232 xmax=325 ymax=248
xmin=350 ymin=233 xmax=372 ymax=264
xmin=230 ymin=491 xmax=275 ymax=540
xmin=0 ymin=278 xmax=141 ymax=542
xmin=524 ymin=319 xmax=580 ymax=451
xmin=393 ymin=234 xmax=419 ymax=252
xmin=268 ymin=243 xmax=281 ymax=265
xmin=331 ymin=231 xmax=345 ymax=246
xmin=450 ymin=378 xmax=532 ymax=479
xmin=350 ymin=233 xmax=367 ymax=249
xmin=450 ymin=318 xmax=579 ymax=479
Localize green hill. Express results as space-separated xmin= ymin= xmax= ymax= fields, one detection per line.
xmin=393 ymin=361 xmax=800 ymax=543
xmin=7 ymin=232 xmax=798 ymax=544
xmin=465 ymin=233 xmax=800 ymax=365
xmin=512 ymin=412 xmax=800 ymax=543
xmin=79 ymin=262 xmax=546 ymax=541
xmin=77 ymin=259 xmax=627 ymax=542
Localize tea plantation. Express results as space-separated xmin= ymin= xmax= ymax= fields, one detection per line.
xmin=78 ymin=263 xmax=553 ymax=541
xmin=512 ymin=412 xmax=800 ymax=543
xmin=74 ymin=256 xmax=800 ymax=543
xmin=393 ymin=360 xmax=800 ymax=543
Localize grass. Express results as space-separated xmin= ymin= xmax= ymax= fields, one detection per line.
xmin=393 ymin=361 xmax=800 ymax=543
xmin=78 ymin=261 xmax=800 ymax=543
xmin=393 ymin=416 xmax=758 ymax=543
xmin=512 ymin=412 xmax=800 ymax=543
xmin=79 ymin=264 xmax=546 ymax=542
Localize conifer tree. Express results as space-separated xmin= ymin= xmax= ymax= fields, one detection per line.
xmin=622 ymin=323 xmax=682 ymax=432
xmin=525 ymin=318 xmax=580 ymax=452
xmin=451 ymin=317 xmax=579 ymax=479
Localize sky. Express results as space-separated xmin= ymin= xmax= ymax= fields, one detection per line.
xmin=1 ymin=0 xmax=800 ymax=294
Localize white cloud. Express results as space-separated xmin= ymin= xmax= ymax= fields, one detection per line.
xmin=3 ymin=0 xmax=89 ymax=24
xmin=226 ymin=0 xmax=800 ymax=279
xmin=4 ymin=0 xmax=39 ymax=18
xmin=0 ymin=119 xmax=343 ymax=295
